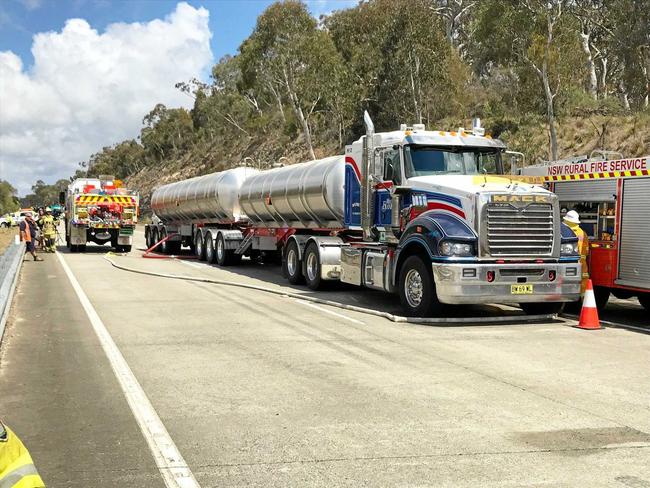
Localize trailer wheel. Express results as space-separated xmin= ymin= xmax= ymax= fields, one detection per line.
xmin=160 ymin=228 xmax=171 ymax=254
xmin=519 ymin=302 xmax=564 ymax=315
xmin=144 ymin=227 xmax=151 ymax=248
xmin=283 ymin=240 xmax=304 ymax=285
xmin=205 ymin=232 xmax=216 ymax=263
xmin=638 ymin=293 xmax=650 ymax=311
xmin=150 ymin=227 xmax=159 ymax=251
xmin=195 ymin=232 xmax=206 ymax=261
xmin=303 ymin=243 xmax=322 ymax=290
xmin=398 ymin=255 xmax=442 ymax=317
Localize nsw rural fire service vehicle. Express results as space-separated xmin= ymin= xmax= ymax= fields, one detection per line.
xmin=518 ymin=153 xmax=650 ymax=311
xmin=62 ymin=176 xmax=139 ymax=253
xmin=146 ymin=113 xmax=581 ymax=316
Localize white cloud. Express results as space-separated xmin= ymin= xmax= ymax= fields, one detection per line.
xmin=0 ymin=2 xmax=212 ymax=195
xmin=19 ymin=0 xmax=43 ymax=11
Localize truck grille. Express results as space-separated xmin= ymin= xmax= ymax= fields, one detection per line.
xmin=486 ymin=203 xmax=553 ymax=256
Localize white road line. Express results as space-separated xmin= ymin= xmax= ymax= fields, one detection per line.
xmin=56 ymin=252 xmax=200 ymax=488
xmin=291 ymin=298 xmax=366 ymax=325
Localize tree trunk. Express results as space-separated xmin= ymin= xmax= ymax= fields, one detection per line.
xmin=541 ymin=63 xmax=559 ymax=161
xmin=580 ymin=31 xmax=598 ymax=100
xmin=283 ymin=68 xmax=315 ymax=160
xmin=618 ymin=80 xmax=630 ymax=110
xmin=600 ymin=57 xmax=608 ymax=99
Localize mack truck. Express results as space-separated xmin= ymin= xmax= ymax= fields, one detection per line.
xmin=146 ymin=112 xmax=581 ymax=316
xmin=62 ymin=176 xmax=139 ymax=253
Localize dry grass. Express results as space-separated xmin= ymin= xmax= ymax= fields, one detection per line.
xmin=0 ymin=228 xmax=18 ymax=256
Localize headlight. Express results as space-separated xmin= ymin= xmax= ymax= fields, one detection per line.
xmin=561 ymin=242 xmax=578 ymax=255
xmin=440 ymin=241 xmax=474 ymax=257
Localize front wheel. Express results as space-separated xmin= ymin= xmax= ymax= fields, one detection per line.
xmin=398 ymin=255 xmax=442 ymax=317
xmin=520 ymin=302 xmax=564 ymax=315
xmin=593 ymin=286 xmax=611 ymax=311
xmin=303 ymin=243 xmax=322 ymax=290
xmin=283 ymin=240 xmax=304 ymax=285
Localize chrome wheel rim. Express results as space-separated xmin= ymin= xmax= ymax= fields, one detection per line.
xmin=196 ymin=236 xmax=202 ymax=256
xmin=405 ymin=269 xmax=423 ymax=308
xmin=306 ymin=252 xmax=318 ymax=281
xmin=206 ymin=237 xmax=214 ymax=260
xmin=217 ymin=237 xmax=224 ymax=261
xmin=287 ymin=249 xmax=297 ymax=276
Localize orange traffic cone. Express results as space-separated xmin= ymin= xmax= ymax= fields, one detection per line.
xmin=575 ymin=279 xmax=602 ymax=330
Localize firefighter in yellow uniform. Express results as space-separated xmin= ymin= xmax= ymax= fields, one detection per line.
xmin=0 ymin=421 xmax=45 ymax=487
xmin=563 ymin=210 xmax=590 ymax=295
xmin=38 ymin=208 xmax=57 ymax=253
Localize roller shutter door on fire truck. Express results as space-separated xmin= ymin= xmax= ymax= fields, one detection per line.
xmin=617 ymin=178 xmax=650 ymax=288
xmin=553 ymin=180 xmax=617 ymax=202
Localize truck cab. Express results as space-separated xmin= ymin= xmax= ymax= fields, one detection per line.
xmin=338 ymin=114 xmax=581 ymax=315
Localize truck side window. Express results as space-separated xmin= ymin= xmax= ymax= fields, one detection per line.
xmin=383 ymin=149 xmax=401 ymax=184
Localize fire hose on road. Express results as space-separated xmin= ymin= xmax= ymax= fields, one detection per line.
xmin=104 ymin=240 xmax=558 ymax=325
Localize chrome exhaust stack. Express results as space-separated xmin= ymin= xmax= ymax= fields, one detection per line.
xmin=362 ymin=111 xmax=375 ymax=241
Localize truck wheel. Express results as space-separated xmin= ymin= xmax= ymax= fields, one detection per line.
xmin=145 ymin=227 xmax=152 ymax=249
xmin=283 ymin=240 xmax=304 ymax=285
xmin=120 ymin=245 xmax=132 ymax=253
xmin=519 ymin=302 xmax=564 ymax=315
xmin=398 ymin=255 xmax=442 ymax=317
xmin=195 ymin=232 xmax=206 ymax=261
xmin=150 ymin=227 xmax=159 ymax=251
xmin=594 ymin=286 xmax=610 ymax=311
xmin=303 ymin=243 xmax=322 ymax=290
xmin=638 ymin=293 xmax=650 ymax=311
xmin=205 ymin=233 xmax=216 ymax=263
xmin=160 ymin=229 xmax=171 ymax=254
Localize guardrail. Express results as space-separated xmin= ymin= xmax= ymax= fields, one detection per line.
xmin=0 ymin=241 xmax=26 ymax=343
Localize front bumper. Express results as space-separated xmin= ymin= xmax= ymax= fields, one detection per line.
xmin=432 ymin=261 xmax=581 ymax=305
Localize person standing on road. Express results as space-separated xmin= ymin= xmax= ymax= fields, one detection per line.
xmin=19 ymin=212 xmax=43 ymax=262
xmin=563 ymin=210 xmax=589 ymax=295
xmin=39 ymin=207 xmax=57 ymax=253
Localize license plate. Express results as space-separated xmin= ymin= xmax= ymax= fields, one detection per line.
xmin=511 ymin=284 xmax=533 ymax=294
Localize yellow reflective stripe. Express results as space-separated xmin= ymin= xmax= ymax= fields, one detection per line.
xmin=0 ymin=464 xmax=43 ymax=488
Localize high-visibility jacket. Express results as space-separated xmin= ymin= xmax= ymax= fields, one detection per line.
xmin=566 ymin=221 xmax=590 ymax=294
xmin=0 ymin=423 xmax=45 ymax=487
xmin=38 ymin=216 xmax=56 ymax=237
xmin=18 ymin=222 xmax=31 ymax=243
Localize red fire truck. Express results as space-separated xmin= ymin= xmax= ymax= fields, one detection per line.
xmin=517 ymin=153 xmax=650 ymax=311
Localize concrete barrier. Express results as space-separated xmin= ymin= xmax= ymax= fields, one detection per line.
xmin=0 ymin=242 xmax=26 ymax=343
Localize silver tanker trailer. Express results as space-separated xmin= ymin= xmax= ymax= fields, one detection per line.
xmin=146 ymin=112 xmax=581 ymax=316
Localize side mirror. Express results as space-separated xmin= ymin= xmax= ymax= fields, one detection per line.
xmin=59 ymin=191 xmax=66 ymax=205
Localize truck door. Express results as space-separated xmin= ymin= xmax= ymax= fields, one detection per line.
xmin=374 ymin=148 xmax=401 ymax=227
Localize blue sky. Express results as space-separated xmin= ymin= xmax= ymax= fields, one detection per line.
xmin=0 ymin=0 xmax=357 ymax=194
xmin=0 ymin=0 xmax=354 ymax=73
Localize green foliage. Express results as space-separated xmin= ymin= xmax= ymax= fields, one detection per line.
xmin=50 ymin=0 xmax=646 ymax=195
xmin=0 ymin=180 xmax=20 ymax=215
xmin=20 ymin=179 xmax=69 ymax=209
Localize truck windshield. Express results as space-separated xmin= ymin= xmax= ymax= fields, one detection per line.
xmin=404 ymin=146 xmax=502 ymax=177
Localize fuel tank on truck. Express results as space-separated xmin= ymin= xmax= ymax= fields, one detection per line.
xmin=239 ymin=156 xmax=345 ymax=229
xmin=151 ymin=166 xmax=260 ymax=224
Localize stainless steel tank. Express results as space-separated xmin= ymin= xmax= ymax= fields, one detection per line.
xmin=239 ymin=156 xmax=345 ymax=228
xmin=151 ymin=166 xmax=259 ymax=224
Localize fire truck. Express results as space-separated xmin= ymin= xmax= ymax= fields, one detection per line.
xmin=517 ymin=153 xmax=650 ymax=311
xmin=61 ymin=176 xmax=139 ymax=253
xmin=146 ymin=112 xmax=581 ymax=317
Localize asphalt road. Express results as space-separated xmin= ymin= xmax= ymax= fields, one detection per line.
xmin=1 ymin=230 xmax=649 ymax=487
